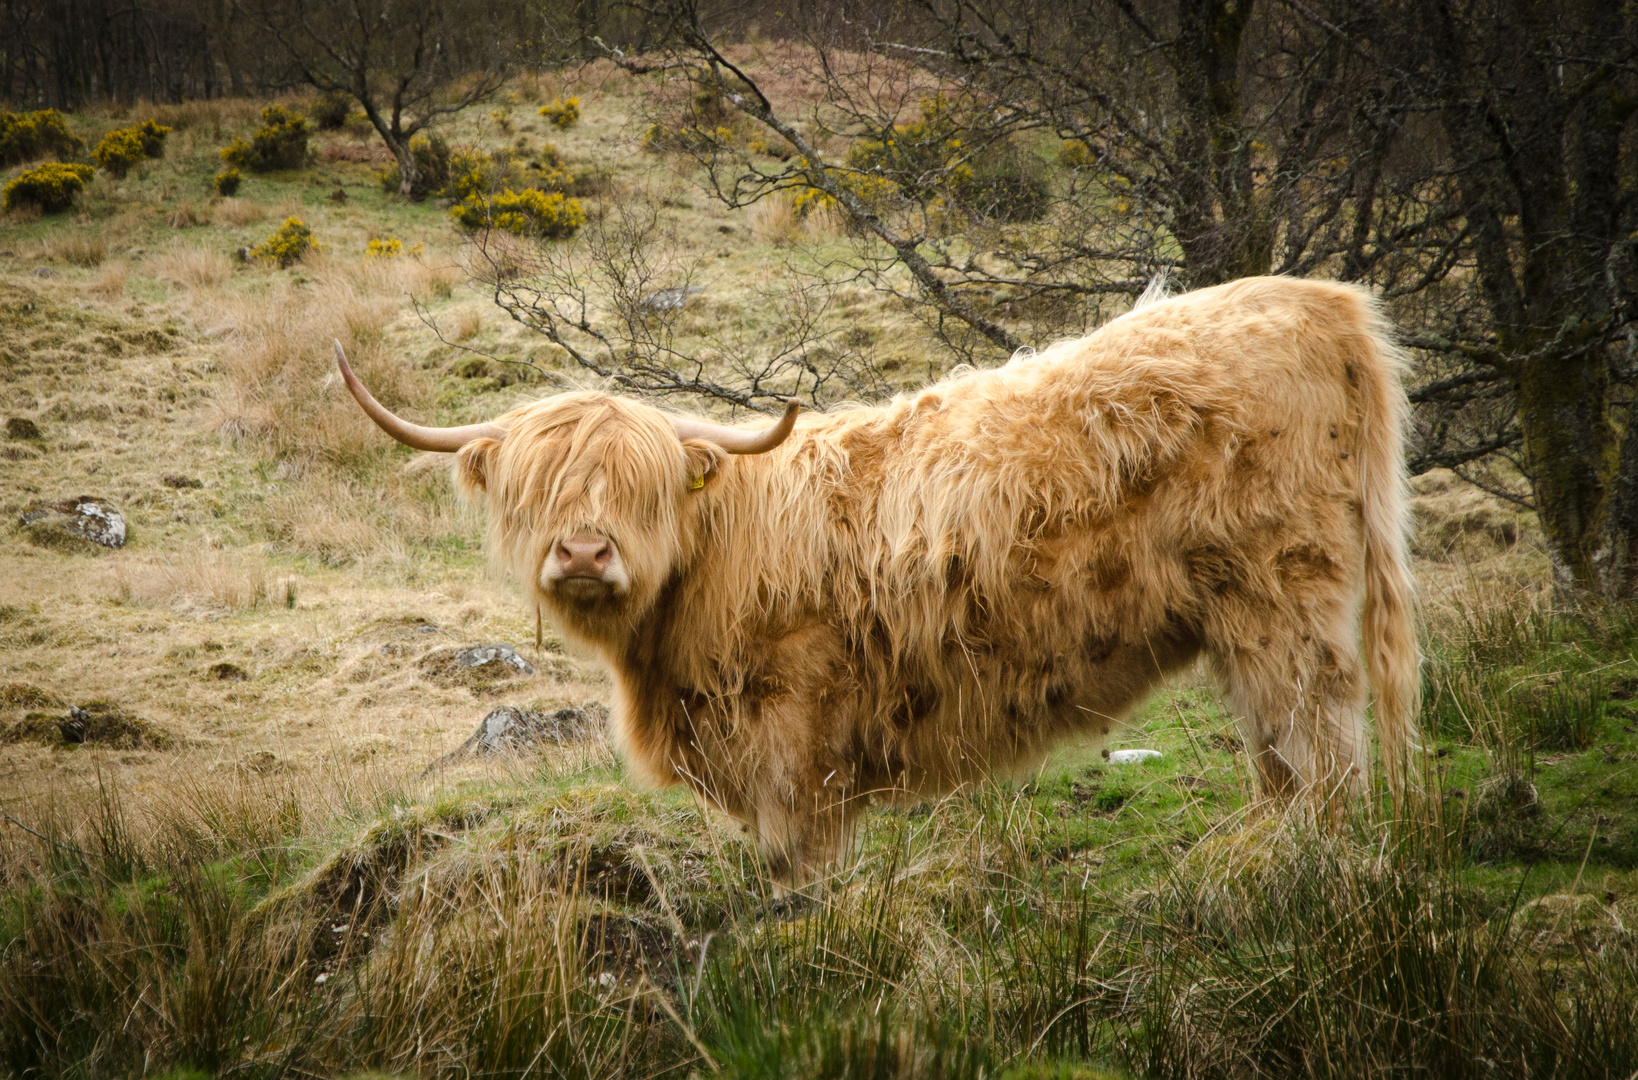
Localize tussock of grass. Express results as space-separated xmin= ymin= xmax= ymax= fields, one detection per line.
xmin=148 ymin=243 xmax=234 ymax=289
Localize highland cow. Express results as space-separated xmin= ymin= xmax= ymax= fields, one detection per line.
xmin=338 ymin=276 xmax=1418 ymax=882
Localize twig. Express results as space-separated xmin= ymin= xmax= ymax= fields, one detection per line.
xmin=1 ymin=808 xmax=91 ymax=857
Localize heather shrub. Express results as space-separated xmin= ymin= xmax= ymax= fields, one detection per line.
xmin=220 ymin=106 xmax=310 ymax=172
xmin=250 ymin=216 xmax=315 ymax=267
xmin=2 ymin=162 xmax=95 ymax=213
xmin=0 ymin=109 xmax=83 ymax=166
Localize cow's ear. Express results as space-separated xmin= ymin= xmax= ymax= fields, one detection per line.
xmin=455 ymin=436 xmax=503 ymax=496
xmin=681 ymin=439 xmax=727 ymax=493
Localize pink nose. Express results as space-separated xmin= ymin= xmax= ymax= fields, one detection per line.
xmin=555 ymin=534 xmax=613 ymax=578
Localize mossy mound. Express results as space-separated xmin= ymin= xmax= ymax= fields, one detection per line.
xmin=0 ymin=700 xmax=175 ymax=750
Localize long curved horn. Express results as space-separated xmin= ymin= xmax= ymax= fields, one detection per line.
xmin=671 ymin=399 xmax=799 ymax=454
xmin=334 ymin=341 xmax=506 ymax=452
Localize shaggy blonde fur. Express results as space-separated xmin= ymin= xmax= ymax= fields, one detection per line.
xmin=453 ymin=277 xmax=1419 ymax=880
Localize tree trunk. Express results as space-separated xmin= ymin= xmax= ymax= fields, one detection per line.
xmin=393 ymin=138 xmax=421 ymax=200
xmin=1511 ymin=325 xmax=1618 ymax=594
xmin=1169 ymin=0 xmax=1271 ymax=287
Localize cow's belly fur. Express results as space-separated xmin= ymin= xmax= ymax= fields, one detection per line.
xmin=611 ymin=513 xmax=1365 ymax=881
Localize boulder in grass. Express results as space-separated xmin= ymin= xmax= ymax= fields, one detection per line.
xmin=640 ymin=285 xmax=703 ymax=310
xmin=423 ymin=702 xmax=607 ymax=774
xmin=19 ymin=497 xmax=127 ymax=550
xmin=417 ymin=642 xmax=535 ymax=690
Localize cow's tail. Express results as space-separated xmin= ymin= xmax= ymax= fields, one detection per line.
xmin=1353 ymin=290 xmax=1420 ymax=797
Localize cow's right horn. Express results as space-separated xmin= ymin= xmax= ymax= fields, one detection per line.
xmin=335 ymin=341 xmax=506 ymax=452
xmin=670 ymin=399 xmax=799 ymax=454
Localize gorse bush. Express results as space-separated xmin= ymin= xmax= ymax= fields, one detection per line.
xmin=540 ymin=97 xmax=581 ymax=129
xmin=250 ymin=217 xmax=315 ymax=267
xmin=0 ymin=108 xmax=82 ymax=166
xmin=92 ymin=118 xmax=173 ymax=177
xmin=2 ymin=162 xmax=95 ymax=213
xmin=841 ymin=95 xmax=1049 ymax=223
xmin=379 ymin=134 xmax=576 ymax=208
xmin=220 ymin=105 xmax=309 ymax=172
xmin=376 ymin=133 xmax=450 ymax=199
xmin=134 ymin=118 xmax=171 ymax=157
xmin=309 ymin=90 xmax=351 ymax=131
xmin=92 ymin=128 xmax=146 ymax=177
xmin=212 ymin=168 xmax=242 ymax=196
xmin=450 ymin=188 xmax=585 ymax=238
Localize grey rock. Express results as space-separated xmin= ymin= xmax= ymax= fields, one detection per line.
xmin=455 ymin=643 xmax=534 ymax=675
xmin=19 ymin=497 xmax=127 ymax=549
xmin=424 ymin=702 xmax=607 ymax=774
xmin=640 ymin=285 xmax=703 ymax=311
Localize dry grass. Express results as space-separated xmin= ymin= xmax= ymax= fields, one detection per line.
xmin=39 ymin=230 xmax=106 ymax=267
xmin=749 ymin=194 xmax=804 ymax=246
xmin=749 ymin=193 xmax=847 ymax=246
xmin=148 ymin=244 xmax=234 ymax=290
xmin=351 ymin=251 xmax=460 ymax=300
xmin=207 ymin=277 xmax=412 ymax=467
xmin=147 ymin=96 xmax=266 ymax=135
xmin=85 ymin=259 xmax=127 ymax=300
xmin=110 ymin=549 xmax=289 ymax=613
xmin=210 ymin=197 xmax=267 ymax=227
xmin=453 ymin=306 xmax=484 ymax=340
xmin=168 ymin=201 xmax=206 ymax=229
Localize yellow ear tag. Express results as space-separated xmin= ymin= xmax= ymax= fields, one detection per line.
xmin=689 ymin=475 xmax=706 ymax=491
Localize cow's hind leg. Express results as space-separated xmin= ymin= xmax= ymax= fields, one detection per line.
xmin=1210 ymin=592 xmax=1369 ymax=803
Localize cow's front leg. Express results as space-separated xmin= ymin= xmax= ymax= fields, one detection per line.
xmin=747 ymin=754 xmax=860 ymax=888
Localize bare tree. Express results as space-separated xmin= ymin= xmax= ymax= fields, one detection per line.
xmin=253 ymin=0 xmax=529 ymax=198
xmin=461 ymin=198 xmax=888 ymax=413
xmin=1391 ymin=0 xmax=1638 ymax=595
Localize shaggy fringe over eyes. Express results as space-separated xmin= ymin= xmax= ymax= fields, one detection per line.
xmin=462 ymin=392 xmax=692 ymax=600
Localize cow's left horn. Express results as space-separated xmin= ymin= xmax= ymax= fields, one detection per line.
xmin=335 ymin=341 xmax=506 ymax=452
xmin=671 ymin=399 xmax=799 ymax=454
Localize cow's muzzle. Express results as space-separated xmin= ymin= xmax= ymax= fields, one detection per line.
xmin=542 ymin=532 xmax=629 ymax=599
